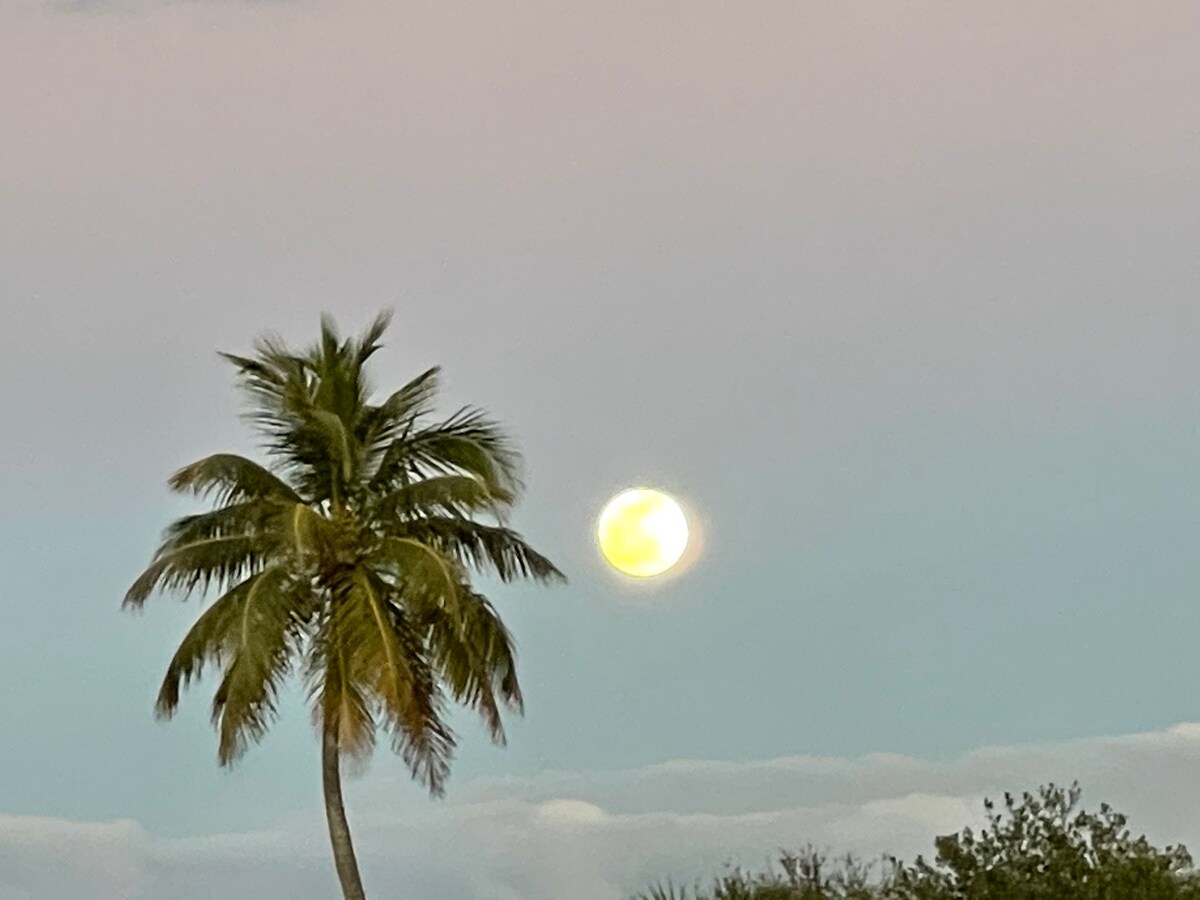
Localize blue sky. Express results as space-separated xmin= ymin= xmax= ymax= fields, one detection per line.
xmin=3 ymin=1 xmax=1200 ymax=896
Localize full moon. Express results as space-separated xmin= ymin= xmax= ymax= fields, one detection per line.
xmin=597 ymin=488 xmax=689 ymax=578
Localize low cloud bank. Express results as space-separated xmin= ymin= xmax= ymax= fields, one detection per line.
xmin=7 ymin=724 xmax=1200 ymax=900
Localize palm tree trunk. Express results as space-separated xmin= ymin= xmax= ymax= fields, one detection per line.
xmin=322 ymin=726 xmax=368 ymax=900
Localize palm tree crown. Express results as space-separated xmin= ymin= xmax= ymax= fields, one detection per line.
xmin=125 ymin=312 xmax=565 ymax=794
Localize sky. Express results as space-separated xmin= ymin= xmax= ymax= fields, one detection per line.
xmin=2 ymin=0 xmax=1200 ymax=897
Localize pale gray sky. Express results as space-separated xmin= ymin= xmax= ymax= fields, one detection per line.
xmin=3 ymin=2 xmax=1200 ymax=897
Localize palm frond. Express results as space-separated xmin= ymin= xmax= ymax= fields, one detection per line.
xmin=154 ymin=573 xmax=259 ymax=718
xmin=310 ymin=408 xmax=358 ymax=483
xmin=218 ymin=336 xmax=305 ymax=434
xmin=194 ymin=566 xmax=298 ymax=765
xmin=370 ymin=536 xmax=464 ymax=613
xmin=395 ymin=517 xmax=566 ymax=584
xmin=222 ymin=339 xmax=317 ymax=447
xmin=344 ymin=569 xmax=455 ymax=793
xmin=425 ymin=588 xmax=523 ymax=743
xmin=124 ymin=533 xmax=269 ymax=609
xmin=389 ymin=659 xmax=454 ymax=796
xmin=377 ymin=367 xmax=441 ymax=425
xmin=370 ymin=407 xmax=522 ymax=499
xmin=285 ymin=502 xmax=336 ymax=559
xmin=168 ymin=454 xmax=302 ymax=505
xmin=306 ymin=604 xmax=377 ymax=763
xmin=309 ymin=314 xmax=371 ymax=429
xmin=359 ymin=366 xmax=441 ymax=462
xmin=374 ymin=474 xmax=509 ymax=522
xmin=351 ymin=310 xmax=392 ymax=368
xmin=159 ymin=498 xmax=286 ymax=548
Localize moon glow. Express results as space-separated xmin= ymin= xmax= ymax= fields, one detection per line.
xmin=597 ymin=488 xmax=689 ymax=578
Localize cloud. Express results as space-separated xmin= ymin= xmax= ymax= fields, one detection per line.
xmin=5 ymin=723 xmax=1200 ymax=899
xmin=0 ymin=816 xmax=146 ymax=900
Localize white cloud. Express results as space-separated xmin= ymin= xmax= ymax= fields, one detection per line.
xmin=0 ymin=817 xmax=145 ymax=900
xmin=6 ymin=724 xmax=1200 ymax=899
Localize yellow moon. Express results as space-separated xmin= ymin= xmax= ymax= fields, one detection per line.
xmin=597 ymin=488 xmax=689 ymax=578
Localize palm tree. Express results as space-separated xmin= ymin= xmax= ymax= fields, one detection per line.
xmin=124 ymin=312 xmax=565 ymax=900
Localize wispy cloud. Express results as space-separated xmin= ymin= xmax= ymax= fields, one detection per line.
xmin=6 ymin=724 xmax=1200 ymax=899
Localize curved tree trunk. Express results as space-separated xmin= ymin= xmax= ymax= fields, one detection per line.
xmin=322 ymin=726 xmax=368 ymax=900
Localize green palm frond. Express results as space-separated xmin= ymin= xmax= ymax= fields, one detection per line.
xmin=349 ymin=310 xmax=392 ymax=369
xmin=377 ymin=366 xmax=441 ymax=424
xmin=311 ymin=408 xmax=359 ymax=483
xmin=371 ymin=536 xmax=464 ymax=614
xmin=307 ymin=604 xmax=378 ymax=763
xmin=396 ymin=517 xmax=565 ymax=584
xmin=196 ymin=566 xmax=299 ymax=764
xmin=124 ymin=533 xmax=269 ymax=609
xmin=220 ymin=344 xmax=337 ymax=491
xmin=370 ymin=407 xmax=522 ymax=498
xmin=160 ymin=498 xmax=286 ymax=547
xmin=425 ymin=588 xmax=523 ymax=743
xmin=155 ymin=569 xmax=317 ymax=721
xmin=389 ymin=661 xmax=454 ymax=795
xmin=374 ymin=474 xmax=508 ymax=522
xmin=168 ymin=454 xmax=302 ymax=505
xmin=218 ymin=336 xmax=305 ymax=437
xmin=154 ymin=574 xmax=258 ymax=718
xmin=342 ymin=568 xmax=455 ymax=793
xmin=285 ymin=502 xmax=337 ymax=559
xmin=359 ymin=366 xmax=442 ymax=459
xmin=309 ymin=313 xmax=372 ymax=429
